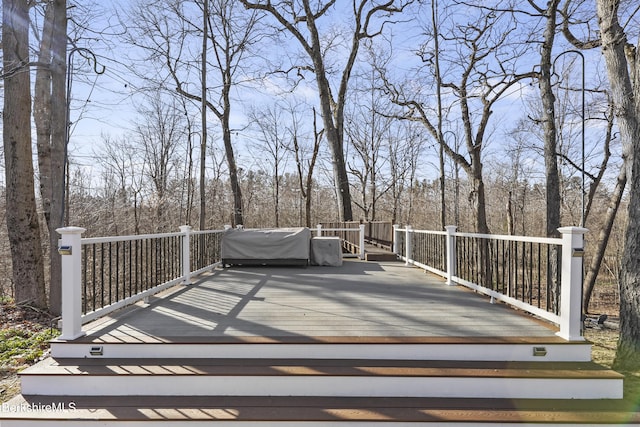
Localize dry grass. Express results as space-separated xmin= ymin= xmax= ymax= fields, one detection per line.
xmin=0 ymin=303 xmax=57 ymax=404
xmin=585 ymin=326 xmax=640 ymax=409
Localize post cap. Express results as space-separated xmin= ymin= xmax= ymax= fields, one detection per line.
xmin=56 ymin=226 xmax=86 ymax=235
xmin=557 ymin=226 xmax=589 ymax=235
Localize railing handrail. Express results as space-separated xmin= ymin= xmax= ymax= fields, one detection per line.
xmin=192 ymin=229 xmax=225 ymax=235
xmin=81 ymin=229 xmax=225 ymax=245
xmin=453 ymin=231 xmax=562 ymax=245
xmin=395 ymin=227 xmax=562 ymax=245
xmin=82 ymin=231 xmax=184 ymax=245
xmin=314 ymin=227 xmax=359 ymax=232
xmin=395 ymin=224 xmax=587 ymax=342
xmin=57 ymin=225 xmax=226 ymax=340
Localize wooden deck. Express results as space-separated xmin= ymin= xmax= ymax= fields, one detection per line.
xmin=6 ymin=259 xmax=636 ymax=425
xmin=80 ymin=259 xmax=557 ymax=343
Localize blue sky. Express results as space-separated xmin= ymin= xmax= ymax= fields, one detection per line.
xmin=59 ymin=0 xmax=617 ymax=192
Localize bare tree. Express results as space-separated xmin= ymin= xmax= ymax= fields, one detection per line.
xmin=345 ymin=39 xmax=397 ymax=221
xmin=519 ymin=0 xmax=564 ymax=240
xmin=240 ymin=0 xmax=415 ymax=221
xmin=200 ymin=0 xmax=209 ymax=230
xmin=32 ymin=0 xmax=67 ymax=314
xmin=126 ymin=0 xmax=260 ymax=227
xmin=346 ymin=87 xmax=393 ymax=221
xmin=248 ymin=104 xmax=290 ymax=227
xmin=178 ymin=96 xmax=197 ymax=226
xmin=593 ymin=0 xmax=640 ymax=370
xmin=98 ymin=135 xmax=146 ymax=234
xmin=386 ymin=122 xmax=424 ymax=225
xmin=430 ymin=0 xmax=446 ymax=229
xmin=2 ymin=0 xmax=47 ymax=307
xmin=295 ymin=107 xmax=323 ymax=227
xmin=133 ymin=94 xmax=184 ymax=231
xmin=386 ymin=5 xmax=535 ymax=234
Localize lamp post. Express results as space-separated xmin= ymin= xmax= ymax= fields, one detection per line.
xmin=442 ymin=130 xmax=459 ymax=227
xmin=64 ymin=48 xmax=105 ymax=225
xmin=552 ymin=50 xmax=585 ymax=227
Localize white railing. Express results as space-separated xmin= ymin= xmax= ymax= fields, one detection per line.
xmin=56 ymin=226 xmax=224 ymax=340
xmin=394 ymin=225 xmax=588 ymax=342
xmin=56 ymin=224 xmax=365 ymax=340
xmin=314 ymin=223 xmax=366 ymax=259
xmin=57 ymin=223 xmax=583 ymax=342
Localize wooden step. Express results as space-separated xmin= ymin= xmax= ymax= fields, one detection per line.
xmin=365 ymin=251 xmax=398 ymax=261
xmin=19 ymin=357 xmax=624 ymax=399
xmin=2 ymin=395 xmax=639 ymax=425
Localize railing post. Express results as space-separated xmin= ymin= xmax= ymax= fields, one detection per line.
xmin=445 ymin=225 xmax=458 ymax=286
xmin=56 ymin=226 xmax=87 ymax=341
xmin=405 ymin=225 xmax=413 ymax=266
xmin=392 ymin=224 xmax=400 ymax=254
xmin=317 ymin=224 xmax=322 ymax=237
xmin=359 ymin=224 xmax=366 ymax=259
xmin=179 ymin=225 xmax=193 ymax=285
xmin=557 ymin=226 xmax=588 ymax=341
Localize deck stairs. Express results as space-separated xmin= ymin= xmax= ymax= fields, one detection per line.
xmin=2 ymin=333 xmax=637 ymax=425
xmin=364 ymin=243 xmax=398 ymax=262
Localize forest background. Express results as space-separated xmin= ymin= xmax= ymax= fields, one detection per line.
xmin=1 ymin=0 xmax=639 ymax=369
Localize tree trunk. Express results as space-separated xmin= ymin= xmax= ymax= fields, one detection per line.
xmin=536 ymin=0 xmax=562 ymax=238
xmin=535 ymin=0 xmax=562 ymax=315
xmin=35 ymin=6 xmax=54 ymax=229
xmin=469 ymin=147 xmax=490 ymax=235
xmin=431 ymin=0 xmax=446 ymax=230
xmin=595 ymin=0 xmax=640 ymax=370
xmin=239 ymin=0 xmax=354 ymax=222
xmin=223 ymin=106 xmax=244 ymax=226
xmin=506 ymin=191 xmax=514 ymax=235
xmin=2 ymin=0 xmax=47 ymax=308
xmin=199 ymin=0 xmax=208 ymax=230
xmin=471 ymin=173 xmax=492 ymax=288
xmin=48 ymin=0 xmax=67 ymax=315
xmin=618 ymin=154 xmax=640 ymax=369
xmin=315 ymin=70 xmax=353 ymax=221
xmin=583 ymin=163 xmax=626 ymax=313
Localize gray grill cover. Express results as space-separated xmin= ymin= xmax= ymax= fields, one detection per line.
xmin=221 ymin=227 xmax=311 ymax=261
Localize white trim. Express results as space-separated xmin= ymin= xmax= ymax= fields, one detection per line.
xmin=21 ymin=375 xmax=623 ymax=399
xmin=190 ymin=261 xmax=222 ymax=277
xmin=79 ymin=278 xmax=184 ymax=325
xmin=451 ymin=276 xmax=562 ymax=325
xmin=50 ymin=342 xmax=592 ymax=362
xmin=400 ymin=257 xmax=446 ymax=277
xmin=412 ymin=229 xmax=447 ymax=236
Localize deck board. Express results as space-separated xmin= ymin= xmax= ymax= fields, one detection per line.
xmin=81 ymin=259 xmax=557 ymax=342
xmin=6 ymin=395 xmax=639 ymax=423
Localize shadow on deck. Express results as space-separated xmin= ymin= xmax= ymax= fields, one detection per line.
xmin=79 ymin=259 xmax=558 ymax=343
